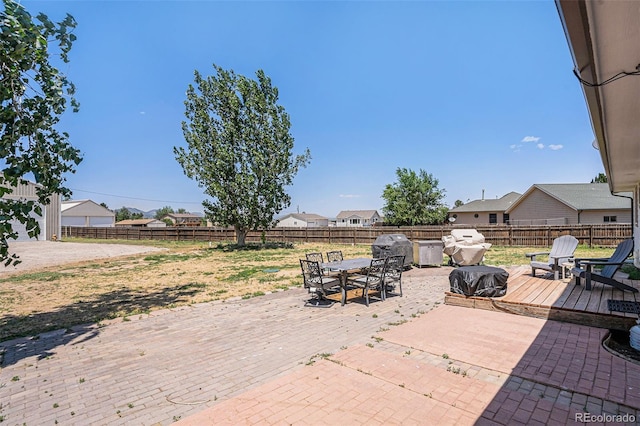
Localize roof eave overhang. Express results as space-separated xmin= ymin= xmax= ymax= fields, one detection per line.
xmin=556 ymin=0 xmax=640 ymax=193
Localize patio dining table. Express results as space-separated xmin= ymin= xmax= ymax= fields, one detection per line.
xmin=321 ymin=257 xmax=372 ymax=306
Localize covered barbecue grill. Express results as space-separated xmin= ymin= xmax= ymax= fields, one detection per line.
xmin=371 ymin=234 xmax=413 ymax=267
xmin=442 ymin=229 xmax=491 ymax=266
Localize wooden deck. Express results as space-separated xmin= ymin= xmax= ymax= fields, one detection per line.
xmin=445 ymin=265 xmax=640 ymax=330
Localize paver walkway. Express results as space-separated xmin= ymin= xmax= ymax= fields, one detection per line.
xmin=0 ymin=267 xmax=449 ymax=425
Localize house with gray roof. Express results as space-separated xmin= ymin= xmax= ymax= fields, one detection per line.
xmin=505 ymin=183 xmax=631 ymax=225
xmin=275 ymin=213 xmax=328 ymax=228
xmin=335 ymin=210 xmax=382 ymax=227
xmin=448 ymin=192 xmax=521 ymax=225
xmin=115 ymin=219 xmax=167 ymax=228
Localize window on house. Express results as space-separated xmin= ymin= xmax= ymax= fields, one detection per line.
xmin=350 ymin=218 xmax=360 ymax=225
xmin=503 ymin=213 xmax=509 ymax=224
xmin=474 ymin=214 xmax=479 ymax=218
xmin=604 ymin=216 xmax=617 ymax=223
xmin=489 ymin=213 xmax=497 ymax=224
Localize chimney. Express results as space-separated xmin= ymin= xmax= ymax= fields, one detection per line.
xmin=482 ymin=189 xmax=485 ymax=200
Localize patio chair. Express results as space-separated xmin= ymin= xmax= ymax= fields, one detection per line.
xmin=382 ymin=255 xmax=404 ymax=299
xmin=526 ymin=235 xmax=579 ymax=280
xmin=306 ymin=252 xmax=340 ymax=277
xmin=326 ymin=250 xmax=343 ymax=263
xmin=305 ymin=252 xmax=324 ymax=263
xmin=346 ymin=258 xmax=386 ymax=307
xmin=571 ymin=239 xmax=637 ymax=293
xmin=299 ymin=259 xmax=341 ymax=307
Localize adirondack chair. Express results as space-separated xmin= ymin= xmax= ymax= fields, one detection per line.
xmin=525 ymin=235 xmax=579 ymax=280
xmin=571 ymin=239 xmax=637 ymax=293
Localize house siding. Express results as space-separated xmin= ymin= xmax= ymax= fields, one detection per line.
xmin=451 ymin=211 xmax=509 ymax=225
xmin=580 ymin=210 xmax=631 ymax=224
xmin=275 ymin=214 xmax=328 ymax=228
xmin=277 ymin=217 xmax=309 ymax=228
xmin=335 ymin=212 xmax=381 ymax=227
xmin=509 ymin=188 xmax=576 ymax=225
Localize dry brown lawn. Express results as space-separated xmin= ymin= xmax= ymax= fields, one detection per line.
xmin=0 ymin=240 xmax=370 ymax=341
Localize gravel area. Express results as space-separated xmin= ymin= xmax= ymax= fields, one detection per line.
xmin=0 ymin=241 xmax=165 ymax=274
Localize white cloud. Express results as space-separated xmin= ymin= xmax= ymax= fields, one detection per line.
xmin=139 ymin=111 xmax=146 ymax=115
xmin=522 ymin=136 xmax=540 ymax=143
xmin=339 ymin=194 xmax=361 ymax=198
xmin=548 ymin=144 xmax=564 ymax=150
xmin=537 ymin=143 xmax=545 ymax=149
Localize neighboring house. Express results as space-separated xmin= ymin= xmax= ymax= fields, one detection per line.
xmin=448 ymin=192 xmax=521 ymax=225
xmin=557 ymin=1 xmax=640 ymax=265
xmin=162 ymin=213 xmax=202 ymax=227
xmin=115 ymin=219 xmax=167 ymax=228
xmin=1 ymin=179 xmax=60 ymax=241
xmin=336 ymin=210 xmax=382 ymax=227
xmin=506 ymin=183 xmax=631 ymax=225
xmin=61 ymin=200 xmax=115 ymax=228
xmin=275 ymin=213 xmax=329 ymax=228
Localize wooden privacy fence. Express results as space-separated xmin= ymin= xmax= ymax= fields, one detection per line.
xmin=63 ymin=224 xmax=632 ymax=248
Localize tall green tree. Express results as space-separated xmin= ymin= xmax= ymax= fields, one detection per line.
xmin=591 ymin=173 xmax=607 ymax=183
xmin=381 ymin=168 xmax=448 ymax=226
xmin=154 ymin=205 xmax=174 ymax=220
xmin=0 ymin=1 xmax=82 ymax=265
xmin=115 ymin=208 xmax=131 ymax=222
xmin=175 ymin=64 xmax=310 ymax=245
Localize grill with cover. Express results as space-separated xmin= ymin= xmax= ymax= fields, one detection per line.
xmin=442 ymin=229 xmax=491 ymax=266
xmin=371 ymin=234 xmax=413 ymax=267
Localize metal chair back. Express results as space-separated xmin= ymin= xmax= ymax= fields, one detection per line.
xmin=305 ymin=252 xmax=324 ymax=264
xmin=300 ymin=259 xmax=323 ymax=288
xmin=326 ymin=250 xmax=343 ymax=263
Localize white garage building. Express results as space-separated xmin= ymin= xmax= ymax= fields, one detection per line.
xmin=61 ymin=199 xmax=115 ymax=227
xmin=2 ymin=180 xmax=61 ymax=241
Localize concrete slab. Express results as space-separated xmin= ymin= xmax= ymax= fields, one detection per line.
xmin=0 ymin=240 xmax=164 ymax=274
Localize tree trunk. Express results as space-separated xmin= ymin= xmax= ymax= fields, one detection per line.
xmin=235 ymin=226 xmax=247 ymax=246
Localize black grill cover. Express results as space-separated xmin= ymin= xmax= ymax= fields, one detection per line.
xmin=449 ymin=265 xmax=508 ymax=297
xmin=371 ymin=234 xmax=413 ymax=267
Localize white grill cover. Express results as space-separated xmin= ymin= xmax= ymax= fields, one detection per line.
xmin=442 ymin=229 xmax=491 ymax=266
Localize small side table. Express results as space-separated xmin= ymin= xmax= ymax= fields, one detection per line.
xmin=561 ymin=261 xmax=574 ymax=282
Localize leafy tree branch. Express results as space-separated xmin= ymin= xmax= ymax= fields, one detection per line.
xmin=1 ymin=0 xmax=82 ymax=265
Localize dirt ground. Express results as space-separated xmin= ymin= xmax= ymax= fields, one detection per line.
xmin=0 ymin=241 xmax=165 ymax=274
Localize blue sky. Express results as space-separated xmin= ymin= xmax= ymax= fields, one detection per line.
xmin=22 ymin=0 xmax=603 ymax=217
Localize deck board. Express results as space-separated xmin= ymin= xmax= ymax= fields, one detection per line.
xmin=444 ymin=265 xmax=640 ymax=330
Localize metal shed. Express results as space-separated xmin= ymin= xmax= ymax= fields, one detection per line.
xmin=62 ymin=199 xmax=115 ymax=227
xmin=2 ymin=180 xmax=61 ymax=241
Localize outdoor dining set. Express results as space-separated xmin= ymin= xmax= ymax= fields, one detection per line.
xmin=299 ymin=251 xmax=405 ymax=307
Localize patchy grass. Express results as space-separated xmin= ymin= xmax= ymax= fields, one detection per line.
xmin=621 ymin=264 xmax=640 ymax=280
xmin=0 ymin=271 xmax=75 ymax=283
